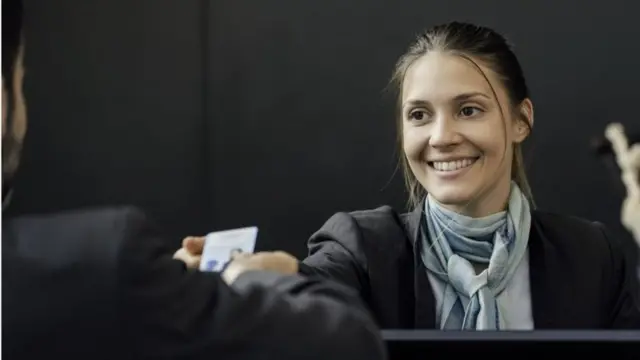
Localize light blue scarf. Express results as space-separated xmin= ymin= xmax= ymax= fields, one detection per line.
xmin=420 ymin=181 xmax=531 ymax=330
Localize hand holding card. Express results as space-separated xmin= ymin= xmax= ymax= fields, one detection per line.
xmin=174 ymin=226 xmax=299 ymax=284
xmin=199 ymin=226 xmax=258 ymax=272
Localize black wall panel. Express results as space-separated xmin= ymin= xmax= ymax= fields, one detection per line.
xmin=10 ymin=1 xmax=639 ymax=263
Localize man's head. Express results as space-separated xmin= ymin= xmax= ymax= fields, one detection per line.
xmin=3 ymin=0 xmax=27 ymax=197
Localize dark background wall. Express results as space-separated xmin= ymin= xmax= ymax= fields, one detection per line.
xmin=11 ymin=0 xmax=210 ymax=240
xmin=9 ymin=0 xmax=639 ymax=263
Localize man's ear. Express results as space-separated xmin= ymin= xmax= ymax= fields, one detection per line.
xmin=11 ymin=44 xmax=27 ymax=141
xmin=513 ymin=98 xmax=534 ymax=143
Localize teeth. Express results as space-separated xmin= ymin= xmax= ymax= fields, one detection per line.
xmin=432 ymin=158 xmax=475 ymax=171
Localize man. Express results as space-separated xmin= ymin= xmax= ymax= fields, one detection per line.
xmin=2 ymin=1 xmax=386 ymax=359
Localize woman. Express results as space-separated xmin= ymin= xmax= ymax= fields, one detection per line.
xmin=178 ymin=21 xmax=640 ymax=329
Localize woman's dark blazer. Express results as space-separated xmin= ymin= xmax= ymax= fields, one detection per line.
xmin=299 ymin=202 xmax=640 ymax=329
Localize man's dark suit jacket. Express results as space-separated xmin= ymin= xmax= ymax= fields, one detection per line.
xmin=3 ymin=206 xmax=386 ymax=360
xmin=299 ymin=203 xmax=640 ymax=329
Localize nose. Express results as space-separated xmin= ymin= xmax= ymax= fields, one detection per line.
xmin=428 ymin=114 xmax=460 ymax=148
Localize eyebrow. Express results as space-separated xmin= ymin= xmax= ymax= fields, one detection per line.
xmin=402 ymin=91 xmax=491 ymax=109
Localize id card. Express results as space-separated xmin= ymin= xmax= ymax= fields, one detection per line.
xmin=199 ymin=226 xmax=258 ymax=272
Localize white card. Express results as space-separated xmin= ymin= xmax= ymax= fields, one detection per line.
xmin=199 ymin=226 xmax=258 ymax=272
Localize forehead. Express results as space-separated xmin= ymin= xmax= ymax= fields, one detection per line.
xmin=401 ymin=51 xmax=500 ymax=103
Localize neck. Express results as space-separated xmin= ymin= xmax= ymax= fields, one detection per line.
xmin=440 ymin=176 xmax=512 ymax=218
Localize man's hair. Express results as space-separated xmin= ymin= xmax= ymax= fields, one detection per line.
xmin=2 ymin=0 xmax=23 ymax=91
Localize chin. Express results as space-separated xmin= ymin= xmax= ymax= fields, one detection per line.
xmin=424 ymin=181 xmax=478 ymax=208
xmin=429 ymin=190 xmax=474 ymax=208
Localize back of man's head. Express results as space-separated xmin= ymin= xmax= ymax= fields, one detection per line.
xmin=2 ymin=0 xmax=23 ymax=91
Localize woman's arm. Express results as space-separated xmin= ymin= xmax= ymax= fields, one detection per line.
xmin=300 ymin=211 xmax=372 ymax=295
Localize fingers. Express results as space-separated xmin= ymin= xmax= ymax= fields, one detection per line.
xmin=182 ymin=236 xmax=205 ymax=254
xmin=231 ymin=251 xmax=252 ymax=261
xmin=174 ymin=243 xmax=298 ymax=273
xmin=173 ymin=248 xmax=201 ymax=269
xmin=231 ymin=251 xmax=298 ymax=274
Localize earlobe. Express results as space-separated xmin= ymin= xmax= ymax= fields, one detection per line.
xmin=513 ymin=121 xmax=529 ymax=143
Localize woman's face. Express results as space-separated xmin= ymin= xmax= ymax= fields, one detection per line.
xmin=401 ymin=51 xmax=531 ymax=217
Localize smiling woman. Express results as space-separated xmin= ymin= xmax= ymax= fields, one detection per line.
xmin=177 ymin=21 xmax=640 ymax=330
xmin=296 ymin=21 xmax=640 ymax=330
xmin=392 ymin=23 xmax=534 ymax=217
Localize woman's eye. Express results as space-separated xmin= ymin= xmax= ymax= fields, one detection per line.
xmin=459 ymin=106 xmax=482 ymax=117
xmin=409 ymin=110 xmax=426 ymax=121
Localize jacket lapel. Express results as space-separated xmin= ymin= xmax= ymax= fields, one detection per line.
xmin=528 ymin=214 xmax=566 ymax=329
xmin=404 ymin=201 xmax=437 ymax=328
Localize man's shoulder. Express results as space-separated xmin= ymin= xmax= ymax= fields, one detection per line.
xmin=3 ymin=205 xmax=152 ymax=268
xmin=5 ymin=205 xmax=146 ymax=231
xmin=2 ymin=206 xmax=153 ymax=358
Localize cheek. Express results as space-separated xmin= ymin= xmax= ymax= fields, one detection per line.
xmin=12 ymin=92 xmax=27 ymax=139
xmin=474 ymin=134 xmax=510 ymax=175
xmin=10 ymin=71 xmax=28 ymax=139
xmin=402 ymin=127 xmax=426 ymax=160
xmin=480 ymin=137 xmax=504 ymax=158
xmin=459 ymin=119 xmax=506 ymax=159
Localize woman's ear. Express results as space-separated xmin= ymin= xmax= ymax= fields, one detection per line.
xmin=513 ymin=98 xmax=534 ymax=143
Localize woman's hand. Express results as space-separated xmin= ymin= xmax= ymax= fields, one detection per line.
xmin=221 ymin=251 xmax=299 ymax=284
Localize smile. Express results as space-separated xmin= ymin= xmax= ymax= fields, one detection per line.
xmin=428 ymin=157 xmax=478 ymax=172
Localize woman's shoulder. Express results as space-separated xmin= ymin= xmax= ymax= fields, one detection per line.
xmin=532 ymin=210 xmax=608 ymax=239
xmin=531 ymin=210 xmax=623 ymax=260
xmin=306 ymin=206 xmax=416 ymax=281
xmin=311 ymin=205 xmax=416 ymax=256
xmin=318 ymin=205 xmax=413 ymax=233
